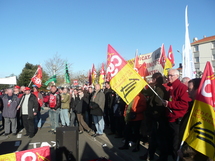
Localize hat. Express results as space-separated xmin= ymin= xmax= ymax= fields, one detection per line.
xmin=32 ymin=85 xmax=38 ymax=88
xmin=24 ymin=87 xmax=31 ymax=91
xmin=14 ymin=85 xmax=20 ymax=89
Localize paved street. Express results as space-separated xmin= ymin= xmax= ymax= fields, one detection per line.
xmin=0 ymin=108 xmax=173 ymax=161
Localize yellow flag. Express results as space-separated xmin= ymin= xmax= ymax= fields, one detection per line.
xmin=163 ymin=58 xmax=172 ymax=76
xmin=106 ymin=44 xmax=147 ymax=105
xmin=0 ymin=152 xmax=16 ymax=160
xmin=99 ymin=63 xmax=105 ymax=87
xmin=182 ymin=62 xmax=215 ymax=160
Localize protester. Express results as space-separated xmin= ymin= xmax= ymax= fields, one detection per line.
xmin=17 ymin=87 xmax=38 ymax=138
xmin=70 ymin=88 xmax=79 ymax=127
xmin=48 ymin=85 xmax=61 ymax=134
xmin=119 ymin=92 xmax=146 ymax=152
xmin=113 ymin=94 xmax=126 ymax=138
xmin=103 ymin=81 xmax=116 ymax=135
xmin=181 ymin=77 xmax=191 ymax=87
xmin=139 ymin=73 xmax=168 ymax=161
xmin=32 ymin=85 xmax=43 ymax=130
xmin=90 ymin=84 xmax=105 ymax=136
xmin=60 ymin=87 xmax=70 ymax=127
xmin=85 ymin=86 xmax=94 ymax=128
xmin=75 ymin=89 xmax=93 ymax=134
xmin=2 ymin=88 xmax=20 ymax=135
xmin=163 ymin=69 xmax=190 ymax=161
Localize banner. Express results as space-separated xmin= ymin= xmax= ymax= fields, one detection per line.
xmin=127 ymin=47 xmax=163 ymax=76
xmin=0 ymin=76 xmax=17 ymax=85
xmin=31 ymin=65 xmax=42 ymax=88
xmin=107 ymin=44 xmax=147 ymax=105
xmin=182 ymin=61 xmax=215 ymax=160
xmin=0 ymin=146 xmax=51 ymax=161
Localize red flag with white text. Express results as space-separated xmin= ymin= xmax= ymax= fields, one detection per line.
xmin=31 ymin=65 xmax=42 ymax=88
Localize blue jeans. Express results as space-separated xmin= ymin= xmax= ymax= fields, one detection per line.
xmin=93 ymin=115 xmax=104 ymax=134
xmin=49 ymin=108 xmax=60 ymax=131
xmin=35 ymin=112 xmax=42 ymax=128
xmin=60 ymin=109 xmax=70 ymax=126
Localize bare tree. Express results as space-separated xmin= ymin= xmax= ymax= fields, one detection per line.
xmin=44 ymin=53 xmax=72 ymax=76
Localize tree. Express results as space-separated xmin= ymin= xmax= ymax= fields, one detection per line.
xmin=44 ymin=53 xmax=72 ymax=76
xmin=17 ymin=62 xmax=49 ymax=90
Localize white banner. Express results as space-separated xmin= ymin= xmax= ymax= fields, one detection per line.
xmin=0 ymin=76 xmax=17 ymax=84
xmin=128 ymin=47 xmax=163 ymax=76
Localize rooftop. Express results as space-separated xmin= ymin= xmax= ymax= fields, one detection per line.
xmin=191 ymin=35 xmax=215 ymax=45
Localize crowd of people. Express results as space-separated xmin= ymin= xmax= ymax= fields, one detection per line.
xmin=0 ymin=69 xmax=212 ymax=161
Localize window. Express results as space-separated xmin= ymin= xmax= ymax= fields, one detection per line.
xmin=212 ymin=55 xmax=215 ymax=60
xmin=195 ymin=57 xmax=199 ymax=63
xmin=193 ymin=45 xmax=199 ymax=52
xmin=212 ymin=41 xmax=215 ymax=49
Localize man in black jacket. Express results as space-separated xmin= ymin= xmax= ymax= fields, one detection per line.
xmin=48 ymin=85 xmax=61 ymax=134
xmin=18 ymin=87 xmax=38 ymax=138
xmin=104 ymin=81 xmax=116 ymax=134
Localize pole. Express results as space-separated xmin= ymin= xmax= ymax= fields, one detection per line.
xmin=147 ymin=83 xmax=173 ymax=113
xmin=28 ymin=67 xmax=39 ymax=87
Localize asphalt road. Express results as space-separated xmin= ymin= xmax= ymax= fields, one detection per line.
xmin=0 ymin=108 xmax=174 ymax=161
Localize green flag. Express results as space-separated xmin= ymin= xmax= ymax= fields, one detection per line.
xmin=65 ymin=63 xmax=70 ymax=83
xmin=44 ymin=75 xmax=57 ymax=86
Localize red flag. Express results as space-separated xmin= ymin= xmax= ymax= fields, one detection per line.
xmin=167 ymin=45 xmax=175 ymax=67
xmin=88 ymin=70 xmax=92 ymax=85
xmin=134 ymin=54 xmax=140 ymax=72
xmin=138 ymin=62 xmax=149 ymax=78
xmin=31 ymin=65 xmax=42 ymax=88
xmin=159 ymin=44 xmax=167 ymax=68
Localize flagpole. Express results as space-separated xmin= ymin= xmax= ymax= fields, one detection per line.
xmin=28 ymin=67 xmax=39 ymax=87
xmin=146 ymin=83 xmax=173 ymax=113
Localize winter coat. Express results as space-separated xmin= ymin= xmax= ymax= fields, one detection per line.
xmin=2 ymin=94 xmax=20 ymax=118
xmin=75 ymin=95 xmax=89 ymax=114
xmin=19 ymin=93 xmax=38 ymax=119
xmin=90 ymin=90 xmax=105 ymax=116
xmin=49 ymin=90 xmax=61 ymax=110
xmin=61 ymin=93 xmax=70 ymax=109
xmin=166 ymin=79 xmax=190 ymax=122
xmin=124 ymin=93 xmax=146 ymax=122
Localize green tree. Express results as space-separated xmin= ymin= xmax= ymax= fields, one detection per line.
xmin=17 ymin=62 xmax=49 ymax=90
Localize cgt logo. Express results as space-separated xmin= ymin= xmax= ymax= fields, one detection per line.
xmin=107 ymin=55 xmax=123 ymax=78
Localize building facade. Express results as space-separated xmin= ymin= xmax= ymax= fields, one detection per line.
xmin=191 ymin=35 xmax=215 ymax=74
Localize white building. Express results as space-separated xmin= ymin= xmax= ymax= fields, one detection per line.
xmin=191 ymin=35 xmax=215 ymax=73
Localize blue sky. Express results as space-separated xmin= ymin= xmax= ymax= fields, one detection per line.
xmin=0 ymin=0 xmax=214 ymax=78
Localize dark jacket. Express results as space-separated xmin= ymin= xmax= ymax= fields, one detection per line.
xmin=49 ymin=90 xmax=61 ymax=110
xmin=90 ymin=90 xmax=105 ymax=116
xmin=2 ymin=94 xmax=20 ymax=118
xmin=70 ymin=95 xmax=79 ymax=112
xmin=75 ymin=95 xmax=89 ymax=114
xmin=104 ymin=88 xmax=115 ymax=109
xmin=166 ymin=79 xmax=190 ymax=122
xmin=148 ymin=84 xmax=168 ymax=120
xmin=19 ymin=93 xmax=38 ymax=119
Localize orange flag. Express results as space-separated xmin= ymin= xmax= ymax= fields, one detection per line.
xmin=182 ymin=61 xmax=215 ymax=160
xmin=107 ymin=44 xmax=147 ymax=105
xmin=99 ymin=63 xmax=105 ymax=87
